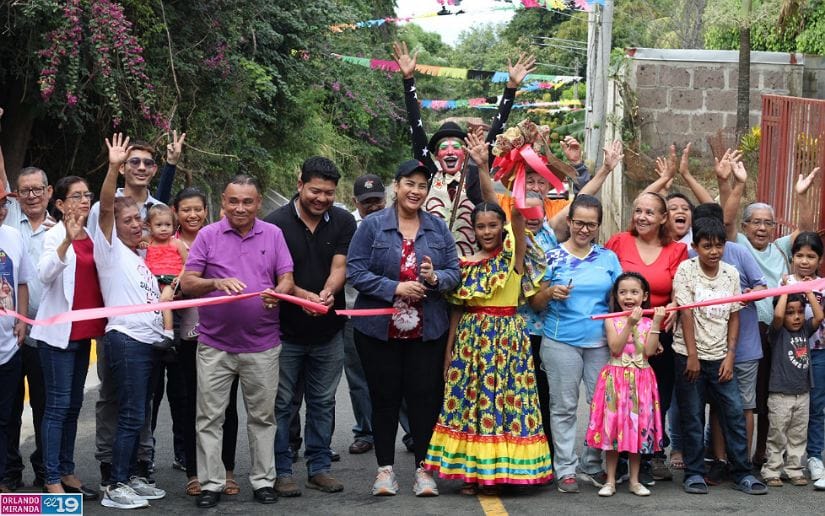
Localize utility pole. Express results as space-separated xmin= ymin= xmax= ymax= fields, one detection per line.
xmin=584 ymin=0 xmax=614 ymax=169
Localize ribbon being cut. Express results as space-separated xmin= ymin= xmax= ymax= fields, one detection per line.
xmin=0 ymin=290 xmax=396 ymax=327
xmin=491 ymin=119 xmax=579 ymax=219
xmin=592 ymin=277 xmax=825 ymax=320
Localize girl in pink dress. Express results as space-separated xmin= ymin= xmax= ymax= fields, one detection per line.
xmin=586 ymin=272 xmax=665 ymax=497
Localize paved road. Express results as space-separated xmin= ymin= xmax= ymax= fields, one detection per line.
xmin=13 ymin=363 xmax=825 ymax=515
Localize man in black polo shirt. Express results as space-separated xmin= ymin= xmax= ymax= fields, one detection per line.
xmin=264 ymin=157 xmax=356 ymax=497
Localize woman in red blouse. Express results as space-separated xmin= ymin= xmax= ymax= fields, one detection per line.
xmin=605 ymin=191 xmax=688 ymax=483
xmin=32 ymin=176 xmax=104 ymax=499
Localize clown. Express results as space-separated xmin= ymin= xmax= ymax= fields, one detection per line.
xmin=392 ymin=41 xmax=536 ymax=256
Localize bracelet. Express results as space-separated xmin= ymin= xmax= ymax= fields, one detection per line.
xmin=650 ymin=330 xmax=661 ymax=334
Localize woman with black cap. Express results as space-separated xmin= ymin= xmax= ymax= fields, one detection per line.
xmin=347 ymin=157 xmax=460 ymax=498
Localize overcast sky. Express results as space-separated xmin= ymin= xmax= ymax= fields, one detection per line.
xmin=395 ymin=0 xmax=517 ymax=46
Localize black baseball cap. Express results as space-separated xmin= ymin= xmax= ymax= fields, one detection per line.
xmin=353 ymin=174 xmax=386 ymax=202
xmin=395 ymin=159 xmax=432 ymax=181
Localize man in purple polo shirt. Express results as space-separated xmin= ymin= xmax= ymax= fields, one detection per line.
xmin=181 ymin=175 xmax=294 ymax=509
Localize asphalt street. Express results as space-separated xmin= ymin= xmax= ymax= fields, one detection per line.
xmin=11 ymin=361 xmax=825 ymax=515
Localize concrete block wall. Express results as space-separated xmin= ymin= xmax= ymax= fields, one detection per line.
xmin=627 ymin=49 xmax=805 ymax=157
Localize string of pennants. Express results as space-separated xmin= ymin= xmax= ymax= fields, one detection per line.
xmin=330 ymin=53 xmax=582 ymax=84
xmin=331 ymin=0 xmax=606 ymax=32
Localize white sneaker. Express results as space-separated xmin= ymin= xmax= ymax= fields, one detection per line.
xmin=101 ymin=483 xmax=150 ymax=509
xmin=371 ymin=466 xmax=399 ymax=496
xmin=815 ymin=475 xmax=825 ymax=491
xmin=808 ymin=457 xmax=825 ymax=480
xmin=413 ymin=467 xmax=438 ymax=497
xmin=128 ymin=476 xmax=166 ymax=500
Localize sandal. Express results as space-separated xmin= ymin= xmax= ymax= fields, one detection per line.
xmin=223 ymin=478 xmax=240 ymax=496
xmin=669 ymin=452 xmax=685 ymax=470
xmin=186 ymin=478 xmax=202 ymax=496
xmin=459 ymin=482 xmax=478 ymax=496
xmin=683 ymin=474 xmax=708 ymax=494
xmin=733 ymin=474 xmax=767 ymax=495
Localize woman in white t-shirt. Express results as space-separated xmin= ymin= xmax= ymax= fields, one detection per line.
xmin=33 ymin=176 xmax=105 ymax=499
xmin=95 ymin=134 xmax=170 ymax=509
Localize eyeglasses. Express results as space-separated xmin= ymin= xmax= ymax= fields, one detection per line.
xmin=0 ymin=199 xmax=8 ymax=208
xmin=17 ymin=186 xmax=47 ymax=198
xmin=570 ymin=219 xmax=599 ymax=231
xmin=746 ymin=219 xmax=776 ymax=228
xmin=126 ymin=157 xmax=157 ymax=168
xmin=66 ymin=192 xmax=95 ymax=202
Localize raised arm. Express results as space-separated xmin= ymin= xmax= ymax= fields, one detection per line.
xmin=723 ymin=160 xmax=747 ymax=242
xmin=392 ymin=41 xmax=433 ymax=171
xmin=560 ymin=136 xmax=591 ymax=191
xmin=644 ymin=151 xmax=676 ymax=196
xmin=549 ymin=139 xmax=623 ymax=238
xmin=792 ymin=166 xmax=821 ymax=242
xmin=677 ymin=143 xmax=714 ymax=204
xmin=100 ymin=133 xmax=131 ymax=244
xmin=155 ymin=130 xmax=186 ymax=203
xmin=465 ymin=129 xmax=496 ymax=204
xmin=484 ymin=54 xmax=536 ymax=165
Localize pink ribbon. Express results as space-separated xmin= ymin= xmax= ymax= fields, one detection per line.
xmin=2 ymin=290 xmax=397 ymax=326
xmin=592 ymin=277 xmax=825 ymax=320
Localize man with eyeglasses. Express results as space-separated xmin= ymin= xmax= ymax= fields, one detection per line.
xmin=724 ymin=159 xmax=820 ymax=470
xmin=0 ymin=165 xmax=54 ymax=491
xmin=0 ymin=119 xmax=53 ymax=490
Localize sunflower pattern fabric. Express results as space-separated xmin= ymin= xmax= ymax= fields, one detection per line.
xmin=424 ymin=225 xmax=553 ymax=485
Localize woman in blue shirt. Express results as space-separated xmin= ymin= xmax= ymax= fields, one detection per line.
xmin=529 ymin=194 xmax=622 ymax=493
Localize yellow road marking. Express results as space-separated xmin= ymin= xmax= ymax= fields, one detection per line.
xmin=24 ymin=339 xmax=97 ymax=402
xmin=478 ymin=494 xmax=508 ymax=516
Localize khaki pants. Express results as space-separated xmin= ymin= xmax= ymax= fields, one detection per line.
xmin=761 ymin=392 xmax=809 ymax=480
xmin=196 ymin=343 xmax=281 ymax=491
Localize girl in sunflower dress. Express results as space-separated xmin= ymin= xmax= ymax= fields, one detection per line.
xmin=585 ymin=272 xmax=665 ymax=497
xmin=424 ymin=201 xmax=553 ymax=495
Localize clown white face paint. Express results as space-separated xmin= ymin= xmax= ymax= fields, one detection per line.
xmin=436 ymin=138 xmax=465 ymax=175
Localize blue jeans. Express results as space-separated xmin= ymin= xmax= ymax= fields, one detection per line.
xmin=343 ymin=321 xmax=372 ymax=443
xmin=105 ymin=331 xmax=156 ymax=484
xmin=674 ymin=354 xmax=751 ymax=482
xmin=275 ymin=332 xmax=344 ymax=477
xmin=38 ymin=340 xmax=91 ymax=485
xmin=808 ymin=349 xmax=825 ymax=459
xmin=668 ymin=386 xmax=682 ymax=452
xmin=0 ymin=350 xmax=23 ymax=480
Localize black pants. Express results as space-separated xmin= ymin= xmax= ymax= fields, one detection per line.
xmin=529 ymin=335 xmax=553 ymax=455
xmin=647 ymin=331 xmax=674 ymax=457
xmin=5 ymin=344 xmax=46 ymax=484
xmin=150 ymin=354 xmax=187 ymax=463
xmin=178 ymin=339 xmax=239 ymax=478
xmin=354 ymin=330 xmax=445 ymax=466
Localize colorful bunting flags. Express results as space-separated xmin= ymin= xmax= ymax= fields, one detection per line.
xmin=330 ymin=53 xmax=582 ymax=83
xmin=332 ymin=0 xmax=607 ymax=33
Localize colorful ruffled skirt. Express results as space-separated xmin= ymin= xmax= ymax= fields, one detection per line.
xmin=423 ymin=308 xmax=553 ymax=485
xmin=585 ymin=363 xmax=664 ymax=454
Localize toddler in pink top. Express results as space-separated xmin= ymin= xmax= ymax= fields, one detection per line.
xmin=144 ymin=204 xmax=188 ymax=345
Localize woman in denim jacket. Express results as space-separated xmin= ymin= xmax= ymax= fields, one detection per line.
xmin=347 ymin=159 xmax=460 ymax=497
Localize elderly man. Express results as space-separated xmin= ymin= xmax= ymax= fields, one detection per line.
xmin=0 ymin=131 xmax=54 ymax=490
xmin=723 ymin=159 xmax=819 ymax=471
xmin=181 ymin=175 xmax=294 ymax=508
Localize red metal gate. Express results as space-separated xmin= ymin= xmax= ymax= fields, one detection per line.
xmin=758 ymin=94 xmax=825 ymax=236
